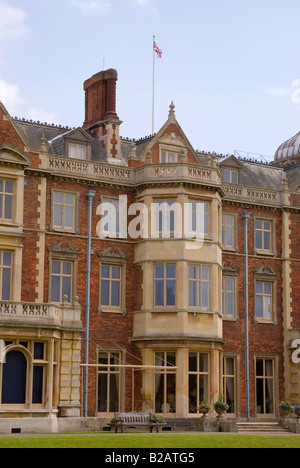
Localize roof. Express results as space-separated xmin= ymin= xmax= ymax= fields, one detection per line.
xmin=275 ymin=130 xmax=300 ymax=161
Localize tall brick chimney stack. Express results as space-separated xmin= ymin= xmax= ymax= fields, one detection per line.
xmin=83 ymin=69 xmax=122 ymax=159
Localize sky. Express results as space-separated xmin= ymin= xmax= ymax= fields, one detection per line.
xmin=1 ymin=0 xmax=300 ymax=160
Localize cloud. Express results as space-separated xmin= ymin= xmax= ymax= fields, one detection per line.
xmin=25 ymin=107 xmax=59 ymax=125
xmin=265 ymin=86 xmax=290 ymax=97
xmin=0 ymin=79 xmax=23 ymax=110
xmin=135 ymin=0 xmax=151 ymax=7
xmin=72 ymin=0 xmax=110 ymax=12
xmin=0 ymin=3 xmax=28 ymax=43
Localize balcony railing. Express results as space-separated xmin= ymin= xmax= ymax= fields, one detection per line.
xmin=0 ymin=300 xmax=82 ymax=329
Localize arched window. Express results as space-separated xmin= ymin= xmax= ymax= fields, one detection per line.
xmin=1 ymin=350 xmax=27 ymax=404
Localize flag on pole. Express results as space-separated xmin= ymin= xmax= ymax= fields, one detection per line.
xmin=153 ymin=40 xmax=162 ymax=58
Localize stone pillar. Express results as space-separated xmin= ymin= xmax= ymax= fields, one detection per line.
xmin=210 ymin=349 xmax=221 ymax=407
xmin=141 ymin=348 xmax=155 ymax=412
xmin=58 ymin=332 xmax=81 ymax=417
xmin=176 ymin=348 xmax=189 ymax=418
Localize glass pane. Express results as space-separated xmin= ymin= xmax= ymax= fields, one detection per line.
xmin=166 ymin=264 xmax=176 ymax=278
xmin=69 ymin=144 xmax=77 ymax=158
xmin=225 ymin=377 xmax=235 ymax=414
xmin=78 ymin=145 xmax=86 ymax=160
xmin=256 ymin=220 xmax=262 ymax=230
xmin=189 ymin=280 xmax=197 ymax=307
xmin=189 ymin=265 xmax=197 ymax=280
xmin=199 ymin=354 xmax=208 ymax=373
xmin=227 ymin=292 xmax=234 ymax=316
xmin=64 ymin=206 xmax=74 ymax=228
xmin=32 ymin=366 xmax=44 ymax=404
xmin=63 ymin=262 xmax=72 ymax=275
xmin=199 ymin=374 xmax=208 ymax=401
xmin=256 ymin=230 xmax=262 ymax=249
xmin=3 ymin=252 xmax=12 ymax=267
xmin=52 ymin=261 xmax=61 ymax=275
xmin=264 ymin=232 xmax=271 ymax=250
xmin=189 ymin=353 xmax=198 ymax=372
xmin=34 ymin=342 xmax=44 ymax=360
xmin=109 ymin=373 xmax=120 ymax=412
xmin=155 ymin=280 xmax=164 ymax=306
xmin=166 ymin=374 xmax=176 ymax=413
xmin=167 ymin=353 xmax=176 ymax=367
xmin=256 ymin=282 xmax=263 ymax=294
xmin=264 ymin=282 xmax=272 ymax=295
xmin=226 ymin=358 xmax=235 ymax=376
xmin=53 ymin=192 xmax=63 ymax=204
xmin=62 ymin=277 xmax=71 ymax=302
xmin=4 ymin=195 xmax=12 ymax=219
xmin=0 ymin=194 xmax=3 ymax=218
xmin=226 ymin=226 xmax=233 ymax=246
xmin=101 ymin=265 xmax=110 ymax=279
xmin=101 ymin=280 xmax=110 ymax=306
xmin=223 ymin=171 xmax=230 ymax=183
xmin=5 ymin=181 xmax=14 ymax=194
xmin=202 ymin=266 xmax=210 ymax=281
xmin=256 ymin=359 xmax=264 ymax=376
xmin=155 ymin=264 xmax=164 ymax=279
xmin=2 ymin=269 xmax=11 ymax=300
xmin=53 ymin=205 xmax=63 ymax=226
xmin=155 ymin=352 xmax=164 ymax=367
xmin=155 ymin=374 xmax=164 ymax=413
xmin=231 ymin=172 xmax=238 ymax=184
xmin=0 ymin=180 xmax=3 ymax=192
xmin=166 ymin=280 xmax=176 ymax=306
xmin=256 ymin=295 xmax=263 ymax=318
xmin=111 ymin=281 xmax=120 ymax=307
xmin=201 ymin=282 xmax=209 ymax=308
xmin=189 ymin=374 xmax=198 ymax=413
xmin=112 ymin=266 xmax=121 ymax=279
xmin=51 ymin=276 xmax=60 ymax=302
xmin=99 ymin=352 xmax=109 ymax=366
xmin=98 ymin=374 xmax=108 ymax=412
xmin=161 ymin=151 xmax=166 ymax=163
xmin=264 ymin=296 xmax=271 ymax=319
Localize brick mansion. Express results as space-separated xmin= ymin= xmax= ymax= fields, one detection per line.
xmin=0 ymin=69 xmax=300 ymax=431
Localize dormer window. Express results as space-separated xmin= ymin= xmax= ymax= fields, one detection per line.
xmin=69 ymin=143 xmax=87 ymax=160
xmin=161 ymin=150 xmax=180 ymax=164
xmin=223 ymin=170 xmax=238 ymax=184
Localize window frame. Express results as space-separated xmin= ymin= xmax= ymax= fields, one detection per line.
xmin=98 ymin=248 xmax=128 ymax=315
xmin=223 ymin=169 xmax=239 ymax=184
xmin=97 ymin=350 xmax=123 ymax=415
xmin=153 ymin=263 xmax=176 ymax=309
xmin=188 ymin=264 xmax=212 ymax=311
xmin=68 ymin=142 xmax=88 ymax=160
xmin=0 ymin=250 xmax=13 ymax=301
xmin=254 ymin=218 xmax=275 ymax=255
xmin=188 ymin=352 xmax=210 ymax=415
xmin=222 ymin=356 xmax=237 ymax=416
xmin=0 ymin=178 xmax=14 ymax=223
xmin=51 ymin=189 xmax=79 ymax=234
xmin=222 ymin=213 xmax=237 ymax=251
xmin=154 ymin=351 xmax=177 ymax=415
xmin=222 ymin=276 xmax=237 ymax=320
xmin=48 ymin=243 xmax=80 ymax=305
xmin=188 ymin=199 xmax=210 ymax=238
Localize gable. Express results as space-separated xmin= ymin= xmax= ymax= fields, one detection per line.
xmin=0 ymin=102 xmax=29 ymax=152
xmin=220 ymin=155 xmax=244 ymax=169
xmin=64 ymin=127 xmax=94 ymax=143
xmin=0 ymin=144 xmax=32 ymax=167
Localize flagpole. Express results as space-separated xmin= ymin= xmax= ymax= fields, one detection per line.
xmin=152 ymin=35 xmax=155 ymax=135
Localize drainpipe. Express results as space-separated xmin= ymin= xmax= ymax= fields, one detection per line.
xmin=242 ymin=212 xmax=251 ymax=422
xmin=83 ymin=190 xmax=96 ymax=418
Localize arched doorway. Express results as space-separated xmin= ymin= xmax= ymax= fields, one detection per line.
xmin=1 ymin=350 xmax=27 ymax=404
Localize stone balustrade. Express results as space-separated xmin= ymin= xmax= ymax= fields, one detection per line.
xmin=0 ymin=300 xmax=82 ymax=330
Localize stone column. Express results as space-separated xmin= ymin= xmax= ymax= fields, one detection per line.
xmin=176 ymin=348 xmax=189 ymax=418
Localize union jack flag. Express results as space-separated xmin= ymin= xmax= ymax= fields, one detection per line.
xmin=153 ymin=41 xmax=162 ymax=58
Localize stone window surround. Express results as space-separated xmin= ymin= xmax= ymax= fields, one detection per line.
xmin=253 ymin=266 xmax=278 ymax=325
xmin=50 ymin=188 xmax=80 ymax=235
xmin=97 ymin=248 xmax=128 ymax=316
xmin=254 ymin=216 xmax=277 ymax=257
xmin=48 ymin=243 xmax=80 ymax=305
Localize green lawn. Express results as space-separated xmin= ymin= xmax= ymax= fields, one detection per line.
xmin=0 ymin=433 xmax=300 ymax=448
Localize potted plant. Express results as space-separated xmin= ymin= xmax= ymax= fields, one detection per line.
xmin=294 ymin=404 xmax=300 ymax=419
xmin=279 ymin=399 xmax=294 ymax=417
xmin=198 ymin=399 xmax=211 ymax=417
xmin=213 ymin=395 xmax=229 ymax=417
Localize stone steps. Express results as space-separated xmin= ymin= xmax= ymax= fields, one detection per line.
xmin=237 ymin=422 xmax=290 ymax=435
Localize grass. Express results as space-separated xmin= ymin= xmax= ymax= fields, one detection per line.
xmin=0 ymin=433 xmax=300 ymax=448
